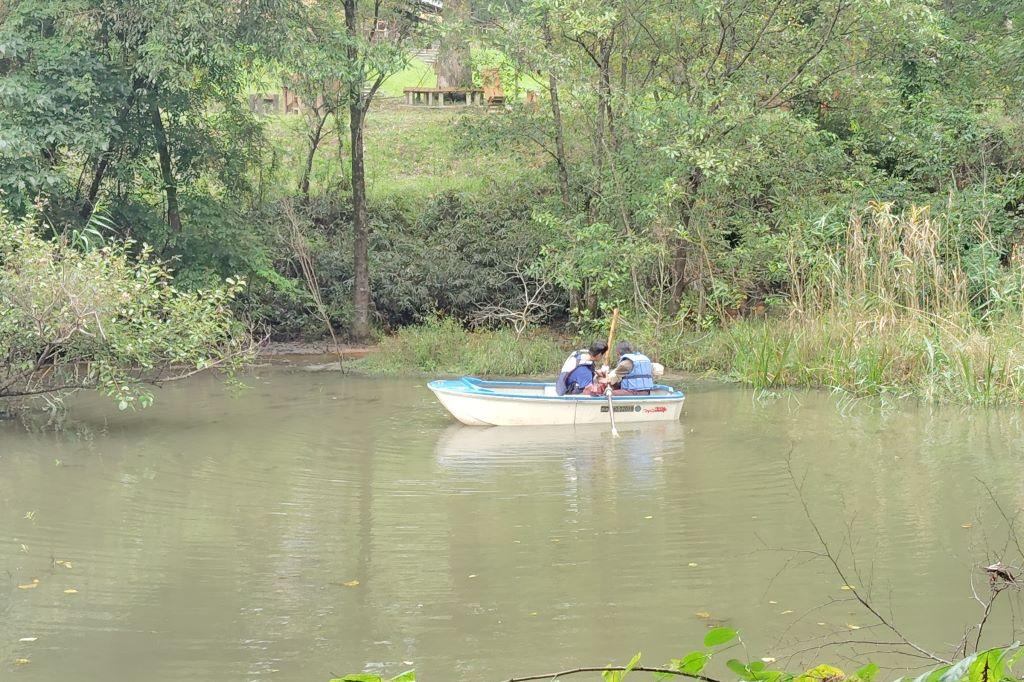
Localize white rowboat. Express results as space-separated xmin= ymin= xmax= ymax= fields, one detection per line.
xmin=427 ymin=377 xmax=685 ymax=427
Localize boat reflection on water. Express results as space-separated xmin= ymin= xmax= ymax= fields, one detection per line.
xmin=434 ymin=421 xmax=686 ymax=489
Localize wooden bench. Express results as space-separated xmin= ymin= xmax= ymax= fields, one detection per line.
xmin=404 ymin=87 xmax=486 ymax=107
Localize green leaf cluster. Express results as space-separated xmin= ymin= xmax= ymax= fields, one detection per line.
xmin=0 ymin=210 xmax=251 ymax=408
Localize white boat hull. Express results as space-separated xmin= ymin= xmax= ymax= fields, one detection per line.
xmin=428 ymin=377 xmax=684 ymax=427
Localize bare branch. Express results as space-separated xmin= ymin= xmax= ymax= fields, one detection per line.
xmin=786 ymin=456 xmax=951 ymax=664
xmin=506 ymin=666 xmax=723 ymax=682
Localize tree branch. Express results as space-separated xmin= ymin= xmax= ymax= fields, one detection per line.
xmin=759 ymin=1 xmax=847 ymax=109
xmin=787 ymin=458 xmax=951 ymax=664
xmin=506 ymin=666 xmax=723 ymax=682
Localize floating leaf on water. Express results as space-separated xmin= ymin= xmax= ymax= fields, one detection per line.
xmin=962 ymin=523 xmax=973 ymax=529
xmin=530 ymin=612 xmax=538 ymax=616
xmin=762 ymin=658 xmax=776 ymax=663
xmin=846 ymin=623 xmax=861 ymax=630
xmin=63 ymin=588 xmax=78 ymax=594
xmin=19 ymin=544 xmax=28 ymax=554
xmin=840 ymin=584 xmax=856 ymax=590
xmin=817 ymin=622 xmax=826 ymax=626
xmin=468 ymin=574 xmax=477 ymax=578
xmin=17 ymin=579 xmax=40 ymax=590
xmin=402 ymin=661 xmax=414 ymax=666
xmin=644 ymin=515 xmax=653 ymax=519
xmin=768 ymin=600 xmax=778 ymax=605
xmin=23 ymin=511 xmax=35 ymax=520
xmin=18 ymin=637 xmax=37 ymax=643
xmin=55 ymin=560 xmax=73 ymax=569
xmin=342 ymin=580 xmax=360 ymax=587
xmin=780 ymin=609 xmax=794 ymax=615
xmin=14 ymin=658 xmax=30 ymax=666
xmin=688 ymin=562 xmax=699 ymax=567
xmin=695 ymin=611 xmax=712 ymax=620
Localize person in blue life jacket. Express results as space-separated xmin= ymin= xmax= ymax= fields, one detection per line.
xmin=585 ymin=340 xmax=663 ymax=396
xmin=555 ymin=340 xmax=608 ymax=395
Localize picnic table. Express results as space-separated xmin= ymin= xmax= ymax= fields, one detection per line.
xmin=404 ymin=87 xmax=486 ymax=107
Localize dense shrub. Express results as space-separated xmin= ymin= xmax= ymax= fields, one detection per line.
xmin=0 ymin=212 xmax=250 ymax=408
xmin=250 ymin=185 xmax=565 ymax=339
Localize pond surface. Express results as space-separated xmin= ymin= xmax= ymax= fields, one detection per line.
xmin=2 ymin=370 xmax=1024 ymax=681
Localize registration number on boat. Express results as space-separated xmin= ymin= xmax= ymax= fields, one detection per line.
xmin=601 ymin=404 xmax=641 ymax=413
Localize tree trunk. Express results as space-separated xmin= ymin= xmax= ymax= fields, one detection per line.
xmin=81 ymin=156 xmax=111 ymax=219
xmin=668 ymin=171 xmax=702 ymax=315
xmin=299 ymin=111 xmax=328 ymax=198
xmin=598 ymin=37 xmax=616 ymax=150
xmin=150 ymin=100 xmax=181 ymax=234
xmin=344 ymin=0 xmax=371 ymax=342
xmin=81 ymin=75 xmax=147 ymax=219
xmin=434 ymin=0 xmax=472 ymax=88
xmin=591 ymin=34 xmax=614 ymax=220
xmin=348 ymin=105 xmax=371 ymax=342
xmin=543 ymin=20 xmax=570 ymax=209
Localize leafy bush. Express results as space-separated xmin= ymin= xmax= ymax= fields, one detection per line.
xmin=0 ymin=212 xmax=251 ymax=409
xmin=251 ymin=187 xmax=564 ymax=338
xmin=330 ymin=635 xmax=1024 ymax=682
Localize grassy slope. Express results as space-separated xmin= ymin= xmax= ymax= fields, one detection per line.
xmin=377 ymin=57 xmax=437 ymax=96
xmin=260 ymin=54 xmax=544 ymax=199
xmin=363 ymin=104 xmax=533 ymax=199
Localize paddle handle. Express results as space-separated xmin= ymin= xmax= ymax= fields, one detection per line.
xmin=605 ymin=308 xmax=620 ymax=363
xmin=605 ymin=308 xmax=620 ymax=438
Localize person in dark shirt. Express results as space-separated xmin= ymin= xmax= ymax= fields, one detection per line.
xmin=555 ymin=340 xmax=608 ymax=395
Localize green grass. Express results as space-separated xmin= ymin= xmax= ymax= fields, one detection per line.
xmin=262 ymin=98 xmax=536 ymax=202
xmin=355 ymin=317 xmax=569 ymax=376
xmin=363 ymin=103 xmax=533 ymax=199
xmin=377 ymin=58 xmax=437 ymax=97
xmin=631 ymin=312 xmax=1024 ymax=406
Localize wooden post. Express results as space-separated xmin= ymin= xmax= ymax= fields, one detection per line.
xmin=405 ymin=91 xmax=412 ymax=105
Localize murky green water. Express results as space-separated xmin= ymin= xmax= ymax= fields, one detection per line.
xmin=2 ymin=370 xmax=1024 ymax=681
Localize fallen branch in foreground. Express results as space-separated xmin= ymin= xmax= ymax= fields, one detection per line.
xmin=506 ymin=667 xmax=722 ymax=682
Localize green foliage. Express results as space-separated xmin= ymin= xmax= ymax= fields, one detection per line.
xmin=892 ymin=645 xmax=1024 ymax=682
xmin=0 ymin=211 xmax=250 ymax=408
xmin=470 ymin=46 xmax=532 ymax=99
xmin=329 ymin=672 xmax=414 ymax=682
xmin=5 ymin=0 xmax=1024 ymax=359
xmin=252 ymin=184 xmax=562 ymax=338
xmin=319 ymin=635 xmax=1024 ymax=682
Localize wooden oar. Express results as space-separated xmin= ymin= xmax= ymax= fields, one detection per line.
xmin=604 ymin=308 xmax=620 ymax=438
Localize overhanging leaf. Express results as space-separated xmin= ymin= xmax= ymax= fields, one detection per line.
xmin=705 ymin=626 xmax=739 ymax=648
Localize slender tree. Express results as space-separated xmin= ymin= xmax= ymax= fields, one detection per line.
xmin=339 ymin=0 xmax=416 ymax=341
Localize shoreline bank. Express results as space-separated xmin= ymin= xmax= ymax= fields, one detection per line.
xmin=323 ymin=316 xmax=1024 ymax=407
